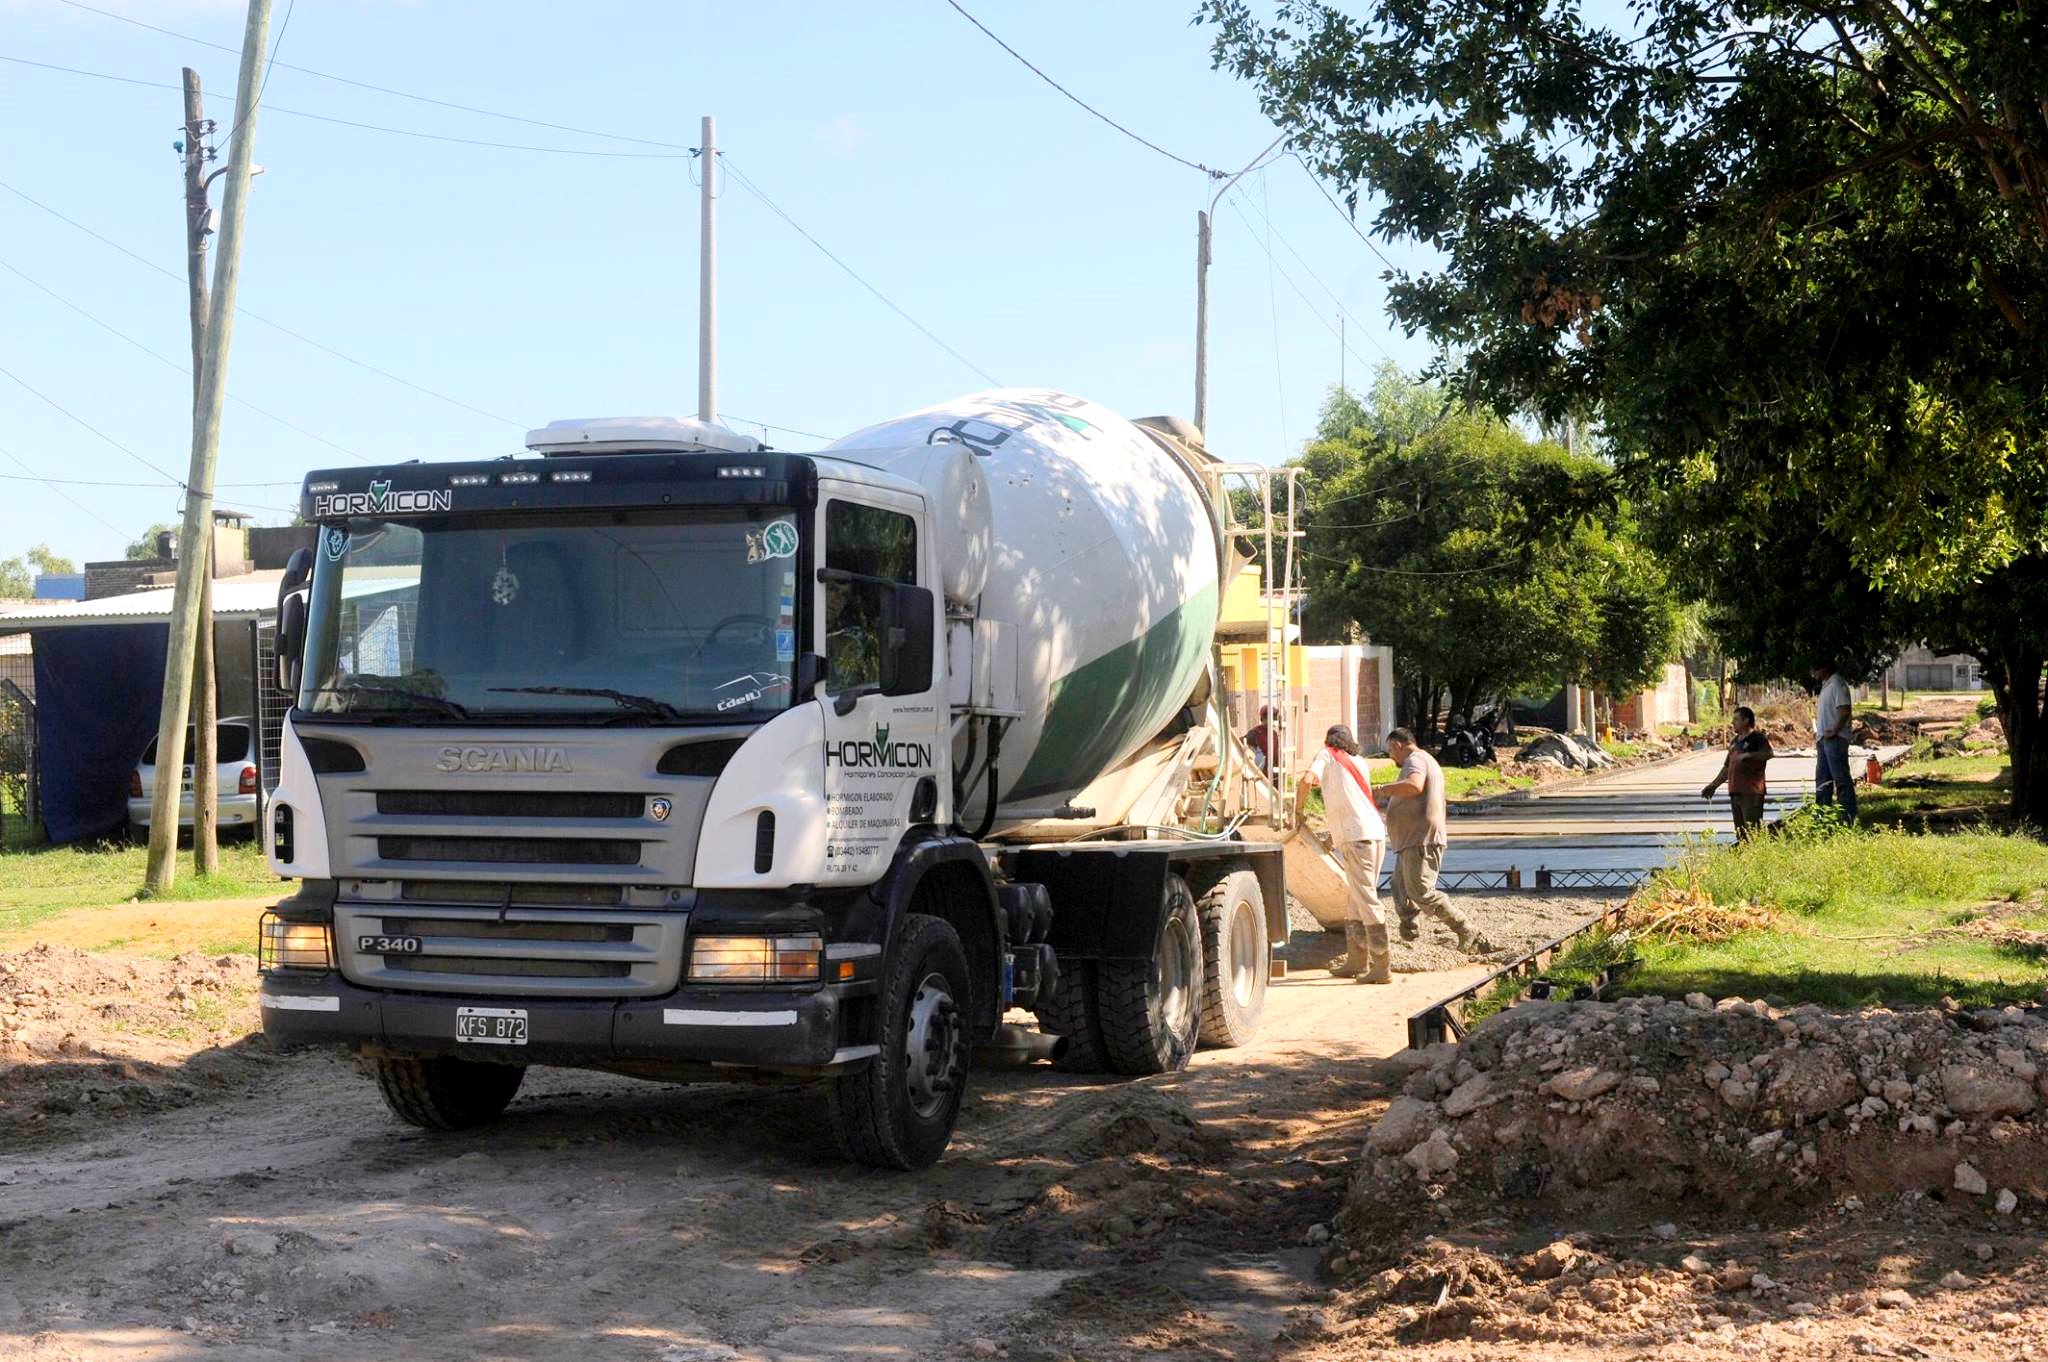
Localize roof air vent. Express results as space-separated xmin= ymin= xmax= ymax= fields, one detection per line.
xmin=525 ymin=416 xmax=765 ymax=457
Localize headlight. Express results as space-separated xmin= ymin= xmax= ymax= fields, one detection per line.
xmin=687 ymin=934 xmax=821 ymax=984
xmin=259 ymin=913 xmax=333 ymax=971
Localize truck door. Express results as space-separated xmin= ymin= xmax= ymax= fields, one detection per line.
xmin=816 ymin=491 xmax=943 ymax=885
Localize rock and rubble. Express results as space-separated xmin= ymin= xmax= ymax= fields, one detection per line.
xmin=1346 ymin=994 xmax=2048 ymax=1244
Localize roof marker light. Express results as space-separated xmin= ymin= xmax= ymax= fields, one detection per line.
xmin=717 ymin=466 xmax=766 ymax=479
xmin=449 ymin=474 xmax=490 ymax=487
xmin=307 ymin=480 xmax=340 ymax=494
xmin=550 ymin=470 xmax=591 ymax=483
xmin=500 ymin=471 xmax=540 ymax=485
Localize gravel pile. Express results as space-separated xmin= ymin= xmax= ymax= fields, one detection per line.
xmin=1348 ymin=993 xmax=2048 ymax=1241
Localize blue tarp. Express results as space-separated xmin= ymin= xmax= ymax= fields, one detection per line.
xmin=33 ymin=625 xmax=167 ymax=844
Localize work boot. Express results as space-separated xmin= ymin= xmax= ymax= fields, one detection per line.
xmin=1449 ymin=917 xmax=1496 ymax=955
xmin=1397 ymin=915 xmax=1420 ymax=943
xmin=1328 ymin=923 xmax=1371 ymax=978
xmin=1358 ymin=925 xmax=1393 ymax=985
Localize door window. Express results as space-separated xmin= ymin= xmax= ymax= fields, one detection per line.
xmin=823 ymin=501 xmax=917 ymax=693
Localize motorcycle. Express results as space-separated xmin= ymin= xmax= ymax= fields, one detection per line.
xmin=1436 ymin=709 xmax=1501 ymax=767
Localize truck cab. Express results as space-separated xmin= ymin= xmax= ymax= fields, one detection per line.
xmin=259 ymin=411 xmax=1283 ymax=1169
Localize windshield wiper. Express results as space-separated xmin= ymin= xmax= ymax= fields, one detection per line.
xmin=487 ymin=685 xmax=685 ymax=720
xmin=308 ymin=684 xmax=471 ymax=719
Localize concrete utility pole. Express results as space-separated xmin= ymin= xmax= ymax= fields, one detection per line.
xmin=145 ymin=0 xmax=272 ymax=895
xmin=1193 ymin=133 xmax=1286 ymax=435
xmin=698 ymin=114 xmax=716 ymax=423
xmin=181 ymin=67 xmax=219 ymax=877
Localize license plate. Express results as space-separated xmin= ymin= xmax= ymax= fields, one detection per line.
xmin=455 ymin=1007 xmax=528 ymax=1046
xmin=357 ymin=934 xmax=422 ymax=955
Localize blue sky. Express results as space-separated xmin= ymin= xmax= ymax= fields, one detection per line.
xmin=1 ymin=0 xmax=1441 ymax=568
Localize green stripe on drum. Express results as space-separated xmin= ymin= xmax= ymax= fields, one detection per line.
xmin=1008 ymin=582 xmax=1219 ymax=804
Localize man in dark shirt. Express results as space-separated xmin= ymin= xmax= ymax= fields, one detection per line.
xmin=1702 ymin=705 xmax=1774 ymax=842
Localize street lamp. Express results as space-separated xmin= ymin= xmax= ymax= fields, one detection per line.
xmin=1194 ymin=132 xmax=1287 ymax=434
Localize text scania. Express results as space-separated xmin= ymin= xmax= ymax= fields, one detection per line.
xmin=435 ymin=746 xmax=572 ymax=774
xmin=825 ymin=738 xmax=934 ymax=770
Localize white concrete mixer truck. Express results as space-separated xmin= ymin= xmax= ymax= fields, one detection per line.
xmin=255 ymin=389 xmax=1285 ymax=1167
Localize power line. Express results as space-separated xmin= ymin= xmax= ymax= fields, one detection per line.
xmin=0 ymin=177 xmax=527 ymax=430
xmin=0 ymin=56 xmax=693 ymax=158
xmin=1224 ymin=196 xmax=1388 ymax=383
xmin=940 ymin=0 xmax=1224 ymax=179
xmin=1301 ymin=547 xmax=1518 ymax=577
xmin=717 ymin=153 xmax=1002 ymax=387
xmin=56 ymin=0 xmax=695 ymax=151
xmin=1232 ymin=177 xmax=1398 ymax=368
xmin=1292 ymin=154 xmax=1401 ymax=274
xmin=0 ymin=443 xmax=130 ymax=536
xmin=0 ymin=360 xmax=191 ymax=487
xmin=0 ymin=255 xmax=365 ymax=462
xmin=1258 ymin=171 xmax=1289 ymax=456
xmin=0 ymin=471 xmax=294 ymax=488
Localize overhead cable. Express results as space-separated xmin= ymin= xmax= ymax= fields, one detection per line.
xmin=56 ymin=0 xmax=694 ymax=150
xmin=717 ymin=153 xmax=1001 ymax=387
xmin=940 ymin=0 xmax=1224 ymax=179
xmin=0 ymin=443 xmax=130 ymax=535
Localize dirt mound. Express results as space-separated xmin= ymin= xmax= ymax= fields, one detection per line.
xmin=1343 ymin=995 xmax=2048 ymax=1248
xmin=0 ymin=943 xmax=273 ymax=1148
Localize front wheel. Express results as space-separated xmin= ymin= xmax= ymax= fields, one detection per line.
xmin=1097 ymin=874 xmax=1203 ymax=1075
xmin=371 ymin=1055 xmax=525 ymax=1131
xmin=1196 ymin=869 xmax=1269 ymax=1048
xmin=828 ymin=913 xmax=971 ymax=1170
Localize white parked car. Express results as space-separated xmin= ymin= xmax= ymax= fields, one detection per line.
xmin=129 ymin=717 xmax=263 ymax=837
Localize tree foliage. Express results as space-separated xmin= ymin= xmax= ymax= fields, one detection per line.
xmin=1299 ymin=371 xmax=1678 ymax=736
xmin=1206 ymin=0 xmax=2048 ymax=823
xmin=0 ymin=545 xmax=73 ymax=599
xmin=126 ymin=523 xmax=178 ymax=561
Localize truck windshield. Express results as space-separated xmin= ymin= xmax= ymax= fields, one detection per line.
xmin=298 ymin=508 xmax=802 ymax=723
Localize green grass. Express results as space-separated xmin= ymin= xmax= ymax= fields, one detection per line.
xmin=1860 ymin=750 xmax=2011 ymax=829
xmin=1471 ymin=824 xmax=2048 ymax=1020
xmin=0 ymin=836 xmax=279 ymax=938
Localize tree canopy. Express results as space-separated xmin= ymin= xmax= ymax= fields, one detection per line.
xmin=1207 ymin=1 xmax=2048 ymax=823
xmin=1299 ymin=370 xmax=1678 ymax=735
xmin=0 ymin=545 xmax=74 ymax=599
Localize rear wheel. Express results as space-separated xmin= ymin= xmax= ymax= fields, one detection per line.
xmin=1098 ymin=874 xmax=1203 ymax=1075
xmin=372 ymin=1055 xmax=525 ymax=1131
xmin=1033 ymin=959 xmax=1111 ymax=1073
xmin=828 ymin=913 xmax=971 ymax=1170
xmin=1196 ymin=869 xmax=1268 ymax=1048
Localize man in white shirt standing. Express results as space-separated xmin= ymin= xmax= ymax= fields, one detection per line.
xmin=1810 ymin=663 xmax=1857 ymax=823
xmin=1293 ymin=724 xmax=1392 ymax=984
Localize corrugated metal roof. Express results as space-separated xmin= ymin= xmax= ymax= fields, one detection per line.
xmin=0 ymin=571 xmax=284 ymax=632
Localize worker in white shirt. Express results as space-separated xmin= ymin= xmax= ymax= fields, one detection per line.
xmin=1293 ymin=724 xmax=1391 ymax=984
xmin=1810 ymin=662 xmax=1857 ymax=823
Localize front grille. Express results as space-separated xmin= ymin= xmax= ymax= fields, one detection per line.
xmin=381 ymin=955 xmax=631 ymax=979
xmin=379 ymin=917 xmax=633 ymax=944
xmin=375 ymin=790 xmax=644 ymax=819
xmin=399 ymin=880 xmax=625 ymax=907
xmin=378 ymin=836 xmax=642 ymax=865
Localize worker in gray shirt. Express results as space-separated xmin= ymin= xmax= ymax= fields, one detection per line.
xmin=1381 ymin=728 xmax=1494 ymax=955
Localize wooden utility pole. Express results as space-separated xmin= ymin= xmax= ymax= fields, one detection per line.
xmin=181 ymin=67 xmax=219 ymax=877
xmin=145 ymin=0 xmax=272 ymax=895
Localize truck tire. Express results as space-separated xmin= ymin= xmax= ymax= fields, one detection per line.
xmin=371 ymin=1055 xmax=525 ymax=1131
xmin=1033 ymin=960 xmax=1111 ymax=1074
xmin=1097 ymin=874 xmax=1203 ymax=1075
xmin=1196 ymin=869 xmax=1268 ymax=1048
xmin=828 ymin=912 xmax=971 ymax=1170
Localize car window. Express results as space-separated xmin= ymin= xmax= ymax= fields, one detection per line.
xmin=141 ymin=723 xmax=250 ymax=766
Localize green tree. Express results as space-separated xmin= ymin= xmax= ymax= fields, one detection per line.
xmin=1299 ymin=375 xmax=1677 ymax=737
xmin=25 ymin=545 xmax=73 ymax=576
xmin=1205 ymin=1 xmax=2048 ymax=824
xmin=0 ymin=558 xmax=28 ymax=599
xmin=126 ymin=523 xmax=178 ymax=560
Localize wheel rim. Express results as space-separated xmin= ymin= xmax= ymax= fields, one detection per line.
xmin=1157 ymin=908 xmax=1196 ymax=1038
xmin=903 ymin=971 xmax=962 ymax=1120
xmin=1227 ymin=895 xmax=1263 ymax=1008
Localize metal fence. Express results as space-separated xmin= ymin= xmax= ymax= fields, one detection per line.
xmin=0 ymin=677 xmax=40 ymax=849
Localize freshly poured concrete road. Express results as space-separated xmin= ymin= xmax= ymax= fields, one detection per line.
xmin=1434 ymin=745 xmax=1901 ymax=882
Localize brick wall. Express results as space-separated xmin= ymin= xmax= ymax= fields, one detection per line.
xmin=83 ymin=560 xmax=171 ymax=600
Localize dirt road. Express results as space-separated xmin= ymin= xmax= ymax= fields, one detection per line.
xmin=0 ymin=898 xmax=1557 ymax=1362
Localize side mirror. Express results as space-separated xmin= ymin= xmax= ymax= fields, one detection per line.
xmin=880 ymin=584 xmax=935 ymax=697
xmin=275 ymin=546 xmax=312 ymax=696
